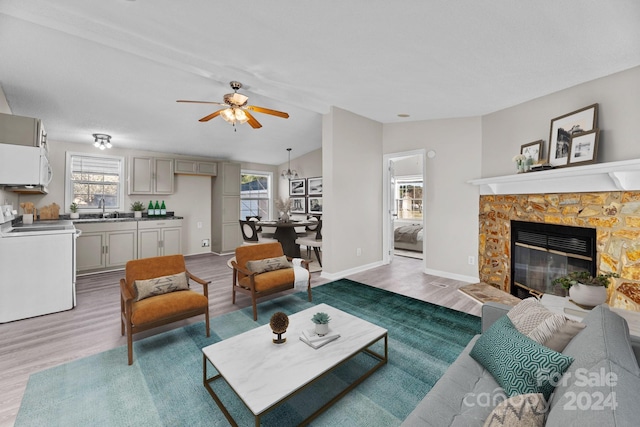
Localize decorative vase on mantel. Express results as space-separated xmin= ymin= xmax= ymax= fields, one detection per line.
xmin=569 ymin=283 xmax=607 ymax=307
xmin=516 ymin=161 xmax=525 ymax=173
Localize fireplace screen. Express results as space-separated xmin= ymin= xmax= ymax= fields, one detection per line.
xmin=511 ymin=221 xmax=596 ymax=298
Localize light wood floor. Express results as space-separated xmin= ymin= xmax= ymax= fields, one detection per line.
xmin=0 ymin=253 xmax=480 ymax=427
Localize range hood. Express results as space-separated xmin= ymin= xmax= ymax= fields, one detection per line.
xmin=2 ymin=185 xmax=48 ymax=194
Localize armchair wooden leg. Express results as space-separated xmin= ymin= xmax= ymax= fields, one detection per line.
xmin=205 ymin=308 xmax=211 ymax=337
xmin=127 ymin=326 xmax=133 ymax=365
xmin=252 ymin=298 xmax=258 ymax=321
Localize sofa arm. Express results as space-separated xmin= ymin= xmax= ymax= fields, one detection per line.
xmin=481 ymin=302 xmax=513 ymax=332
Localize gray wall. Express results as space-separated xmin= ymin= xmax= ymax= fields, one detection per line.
xmin=482 ymin=66 xmax=640 ymax=177
xmin=383 ymin=117 xmax=482 ymax=280
xmin=323 ymin=107 xmax=383 ymax=275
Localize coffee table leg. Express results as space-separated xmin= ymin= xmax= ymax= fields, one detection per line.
xmin=203 ymin=355 xmax=240 ymax=427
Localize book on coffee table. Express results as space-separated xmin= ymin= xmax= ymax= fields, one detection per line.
xmin=300 ymin=328 xmax=340 ymax=349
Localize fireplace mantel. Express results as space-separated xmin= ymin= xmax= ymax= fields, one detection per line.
xmin=469 ymin=158 xmax=640 ymax=195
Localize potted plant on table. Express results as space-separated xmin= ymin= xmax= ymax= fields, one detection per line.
xmin=130 ymin=201 xmax=145 ymax=218
xmin=311 ymin=312 xmax=331 ymax=336
xmin=69 ymin=202 xmax=80 ymax=219
xmin=552 ymin=271 xmax=619 ymax=307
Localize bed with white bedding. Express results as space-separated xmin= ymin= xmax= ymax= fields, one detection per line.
xmin=394 ymin=224 xmax=423 ymax=252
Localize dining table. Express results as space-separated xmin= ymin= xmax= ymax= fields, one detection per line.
xmin=256 ymin=220 xmax=312 ymax=258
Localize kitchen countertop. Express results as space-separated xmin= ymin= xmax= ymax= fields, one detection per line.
xmin=69 ymin=213 xmax=183 ymax=224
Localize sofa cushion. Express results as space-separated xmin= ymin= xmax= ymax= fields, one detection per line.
xmin=550 ymin=304 xmax=640 ymax=410
xmin=483 ymin=393 xmax=546 ymax=427
xmin=545 ymin=359 xmax=640 ymax=426
xmin=133 ymin=272 xmax=189 ymax=301
xmin=401 ymin=336 xmax=500 ymax=426
xmin=470 ymin=315 xmax=574 ymax=400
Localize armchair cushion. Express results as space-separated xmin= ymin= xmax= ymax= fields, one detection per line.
xmin=246 ymin=255 xmax=292 ymax=274
xmin=134 ymin=272 xmax=189 ymax=301
xmin=131 ymin=290 xmax=208 ymax=325
xmin=239 ymin=269 xmax=295 ymax=292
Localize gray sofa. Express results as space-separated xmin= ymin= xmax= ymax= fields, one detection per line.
xmin=402 ymin=303 xmax=640 ymax=426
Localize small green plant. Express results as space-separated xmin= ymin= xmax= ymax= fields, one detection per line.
xmin=552 ymin=271 xmax=620 ymax=290
xmin=311 ymin=312 xmax=331 ymax=324
xmin=69 ymin=202 xmax=79 ymax=213
xmin=130 ymin=201 xmax=145 ymax=211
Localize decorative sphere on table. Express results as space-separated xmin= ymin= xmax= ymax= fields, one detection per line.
xmin=270 ymin=312 xmax=289 ymax=344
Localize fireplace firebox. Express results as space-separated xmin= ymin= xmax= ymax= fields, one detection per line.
xmin=510 ymin=220 xmax=596 ymax=299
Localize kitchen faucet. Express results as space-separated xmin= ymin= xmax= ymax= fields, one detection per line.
xmin=98 ymin=197 xmax=107 ymax=218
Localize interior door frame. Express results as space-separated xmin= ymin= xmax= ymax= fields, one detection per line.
xmin=382 ymin=149 xmax=427 ymax=266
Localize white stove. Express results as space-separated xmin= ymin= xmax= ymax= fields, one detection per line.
xmin=0 ymin=205 xmax=79 ymax=323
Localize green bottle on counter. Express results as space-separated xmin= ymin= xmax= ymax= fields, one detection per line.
xmin=148 ymin=201 xmax=154 ymax=217
xmin=154 ymin=201 xmax=160 ymax=216
xmin=160 ymin=201 xmax=166 ymax=216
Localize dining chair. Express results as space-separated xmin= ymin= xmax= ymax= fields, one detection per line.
xmin=239 ymin=219 xmax=276 ymax=244
xmin=295 ymin=219 xmax=322 ymax=266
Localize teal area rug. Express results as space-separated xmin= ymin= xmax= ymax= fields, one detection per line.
xmin=15 ymin=279 xmax=480 ymax=427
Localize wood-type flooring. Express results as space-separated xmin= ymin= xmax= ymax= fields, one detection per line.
xmin=0 ymin=253 xmax=480 ymax=427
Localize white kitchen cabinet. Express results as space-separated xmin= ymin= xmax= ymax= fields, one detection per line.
xmin=138 ymin=219 xmax=183 ymax=259
xmin=129 ymin=156 xmax=174 ymax=195
xmin=174 ymin=159 xmax=217 ymax=176
xmin=76 ymin=222 xmax=138 ymax=272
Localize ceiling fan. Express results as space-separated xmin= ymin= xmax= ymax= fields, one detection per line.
xmin=177 ymin=81 xmax=289 ymax=129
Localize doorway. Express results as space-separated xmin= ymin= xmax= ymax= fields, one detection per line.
xmin=382 ymin=149 xmax=426 ymax=266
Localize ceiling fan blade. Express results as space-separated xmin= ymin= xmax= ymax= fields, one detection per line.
xmin=244 ymin=110 xmax=263 ymax=128
xmin=246 ymin=105 xmax=289 ymax=119
xmin=177 ymin=100 xmax=225 ymax=106
xmin=198 ymin=110 xmax=223 ymax=122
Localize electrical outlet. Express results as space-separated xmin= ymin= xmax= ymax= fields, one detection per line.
xmin=356 ymin=248 xmax=362 ymax=256
xmin=468 ymin=256 xmax=475 ymax=265
xmin=202 ymin=239 xmax=210 ymax=247
xmin=197 ymin=221 xmax=203 ymax=229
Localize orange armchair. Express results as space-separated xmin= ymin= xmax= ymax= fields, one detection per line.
xmin=232 ymin=242 xmax=312 ymax=320
xmin=120 ymin=255 xmax=210 ymax=365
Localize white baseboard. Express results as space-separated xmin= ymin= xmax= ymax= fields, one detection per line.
xmin=319 ymin=260 xmax=386 ymax=281
xmin=423 ymin=267 xmax=479 ymax=284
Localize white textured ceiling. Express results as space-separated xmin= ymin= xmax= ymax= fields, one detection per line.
xmin=1 ymin=0 xmax=639 ymax=165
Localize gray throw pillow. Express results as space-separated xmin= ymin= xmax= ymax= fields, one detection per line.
xmin=246 ymin=255 xmax=292 ymax=274
xmin=134 ymin=272 xmax=189 ymax=301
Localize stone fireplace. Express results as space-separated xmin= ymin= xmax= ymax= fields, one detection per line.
xmin=478 ymin=191 xmax=640 ymax=312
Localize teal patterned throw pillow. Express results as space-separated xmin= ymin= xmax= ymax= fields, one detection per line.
xmin=470 ymin=315 xmax=574 ymax=400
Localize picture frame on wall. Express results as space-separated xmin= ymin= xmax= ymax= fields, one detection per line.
xmin=520 ymin=140 xmax=544 ymax=164
xmin=308 ymin=197 xmax=323 ymax=214
xmin=568 ymin=129 xmax=599 ymax=166
xmin=290 ymin=197 xmax=306 ymax=214
xmin=289 ymin=178 xmax=306 ymax=196
xmin=307 ymin=177 xmax=323 ymax=195
xmin=548 ymin=103 xmax=598 ymax=168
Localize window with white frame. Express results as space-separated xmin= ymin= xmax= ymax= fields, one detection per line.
xmin=240 ymin=171 xmax=272 ymax=220
xmin=395 ymin=177 xmax=423 ymax=220
xmin=65 ymin=152 xmax=125 ymax=212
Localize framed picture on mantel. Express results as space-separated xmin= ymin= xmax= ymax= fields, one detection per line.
xmin=548 ymin=103 xmax=598 ymax=168
xmin=568 ymin=129 xmax=599 ymax=166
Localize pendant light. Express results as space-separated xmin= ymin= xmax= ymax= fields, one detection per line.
xmin=281 ymin=148 xmax=299 ymax=180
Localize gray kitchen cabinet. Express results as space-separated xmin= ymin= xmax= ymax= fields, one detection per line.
xmin=129 ymin=156 xmax=174 ymax=195
xmin=76 ymin=222 xmax=138 ymax=272
xmin=211 ymin=162 xmax=242 ymax=253
xmin=138 ymin=219 xmax=183 ymax=259
xmin=174 ymin=159 xmax=217 ymax=176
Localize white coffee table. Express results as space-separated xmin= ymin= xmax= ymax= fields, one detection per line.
xmin=202 ymin=303 xmax=388 ymax=426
